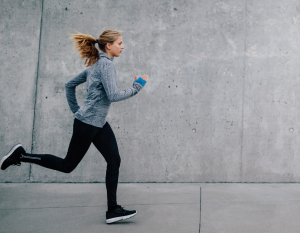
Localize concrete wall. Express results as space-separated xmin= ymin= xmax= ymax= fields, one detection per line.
xmin=0 ymin=0 xmax=42 ymax=182
xmin=1 ymin=0 xmax=300 ymax=182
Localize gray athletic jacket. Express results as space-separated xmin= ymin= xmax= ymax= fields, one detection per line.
xmin=65 ymin=52 xmax=145 ymax=128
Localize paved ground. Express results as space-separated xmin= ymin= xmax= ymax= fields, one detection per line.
xmin=0 ymin=183 xmax=300 ymax=233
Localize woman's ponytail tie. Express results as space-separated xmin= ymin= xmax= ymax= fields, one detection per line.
xmin=95 ymin=39 xmax=98 ymax=44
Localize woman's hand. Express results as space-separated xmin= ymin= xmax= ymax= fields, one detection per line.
xmin=141 ymin=75 xmax=148 ymax=82
xmin=134 ymin=75 xmax=148 ymax=82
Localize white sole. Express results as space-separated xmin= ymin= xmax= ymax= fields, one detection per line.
xmin=0 ymin=144 xmax=22 ymax=170
xmin=106 ymin=211 xmax=137 ymax=224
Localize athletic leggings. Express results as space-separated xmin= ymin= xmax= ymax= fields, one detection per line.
xmin=20 ymin=118 xmax=121 ymax=208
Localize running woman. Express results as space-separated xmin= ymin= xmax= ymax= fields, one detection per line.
xmin=0 ymin=30 xmax=148 ymax=224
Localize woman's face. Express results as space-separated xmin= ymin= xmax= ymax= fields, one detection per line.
xmin=106 ymin=36 xmax=124 ymax=58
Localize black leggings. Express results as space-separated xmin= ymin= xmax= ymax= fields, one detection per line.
xmin=20 ymin=118 xmax=120 ymax=208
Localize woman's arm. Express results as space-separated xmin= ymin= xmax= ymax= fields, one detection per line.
xmin=65 ymin=70 xmax=87 ymax=113
xmin=101 ymin=62 xmax=146 ymax=102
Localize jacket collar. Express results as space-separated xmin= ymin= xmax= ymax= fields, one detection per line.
xmin=100 ymin=52 xmax=114 ymax=61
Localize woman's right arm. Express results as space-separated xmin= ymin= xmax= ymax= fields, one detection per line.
xmin=101 ymin=62 xmax=147 ymax=102
xmin=65 ymin=70 xmax=87 ymax=113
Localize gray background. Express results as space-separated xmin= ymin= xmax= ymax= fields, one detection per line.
xmin=1 ymin=0 xmax=300 ymax=183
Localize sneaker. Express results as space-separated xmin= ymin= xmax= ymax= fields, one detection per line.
xmin=0 ymin=144 xmax=25 ymax=170
xmin=106 ymin=205 xmax=137 ymax=224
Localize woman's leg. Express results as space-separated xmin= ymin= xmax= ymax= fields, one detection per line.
xmin=92 ymin=122 xmax=121 ymax=209
xmin=20 ymin=119 xmax=99 ymax=173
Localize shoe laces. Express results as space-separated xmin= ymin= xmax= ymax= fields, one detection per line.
xmin=115 ymin=205 xmax=126 ymax=214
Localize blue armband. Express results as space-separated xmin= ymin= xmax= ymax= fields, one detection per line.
xmin=135 ymin=77 xmax=147 ymax=87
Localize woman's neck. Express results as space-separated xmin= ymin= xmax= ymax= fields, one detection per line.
xmin=105 ymin=51 xmax=114 ymax=58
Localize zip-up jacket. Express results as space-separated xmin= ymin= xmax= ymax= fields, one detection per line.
xmin=65 ymin=52 xmax=146 ymax=127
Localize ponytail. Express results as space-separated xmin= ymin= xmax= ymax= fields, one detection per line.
xmin=71 ymin=30 xmax=122 ymax=67
xmin=71 ymin=33 xmax=99 ymax=67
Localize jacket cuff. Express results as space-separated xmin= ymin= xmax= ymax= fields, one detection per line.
xmin=135 ymin=77 xmax=147 ymax=87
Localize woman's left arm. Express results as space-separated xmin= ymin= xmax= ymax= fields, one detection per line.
xmin=65 ymin=70 xmax=87 ymax=113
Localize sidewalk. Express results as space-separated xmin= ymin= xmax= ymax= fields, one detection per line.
xmin=0 ymin=183 xmax=300 ymax=233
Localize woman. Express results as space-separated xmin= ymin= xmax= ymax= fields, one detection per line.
xmin=0 ymin=30 xmax=148 ymax=224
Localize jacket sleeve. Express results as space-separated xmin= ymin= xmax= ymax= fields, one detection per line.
xmin=101 ymin=62 xmax=144 ymax=102
xmin=65 ymin=70 xmax=87 ymax=113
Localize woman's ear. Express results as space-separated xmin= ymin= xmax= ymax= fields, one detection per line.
xmin=106 ymin=43 xmax=112 ymax=51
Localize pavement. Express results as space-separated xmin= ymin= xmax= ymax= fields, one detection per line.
xmin=0 ymin=183 xmax=300 ymax=233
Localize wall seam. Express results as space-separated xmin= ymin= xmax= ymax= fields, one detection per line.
xmin=240 ymin=0 xmax=248 ymax=182
xmin=199 ymin=186 xmax=201 ymax=233
xmin=29 ymin=0 xmax=44 ymax=182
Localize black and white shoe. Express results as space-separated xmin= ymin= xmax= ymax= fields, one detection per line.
xmin=106 ymin=205 xmax=137 ymax=224
xmin=0 ymin=144 xmax=25 ymax=170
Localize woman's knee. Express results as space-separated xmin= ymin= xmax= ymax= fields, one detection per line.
xmin=113 ymin=155 xmax=121 ymax=169
xmin=60 ymin=161 xmax=76 ymax=173
xmin=107 ymin=155 xmax=121 ymax=171
xmin=63 ymin=166 xmax=74 ymax=173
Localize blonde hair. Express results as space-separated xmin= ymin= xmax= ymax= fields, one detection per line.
xmin=71 ymin=30 xmax=122 ymax=67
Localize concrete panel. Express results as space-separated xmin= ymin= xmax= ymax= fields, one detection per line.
xmin=0 ymin=183 xmax=200 ymax=233
xmin=30 ymin=0 xmax=245 ymax=182
xmin=3 ymin=0 xmax=300 ymax=183
xmin=201 ymin=183 xmax=300 ymax=232
xmin=242 ymin=0 xmax=300 ymax=182
xmin=0 ymin=0 xmax=42 ymax=182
